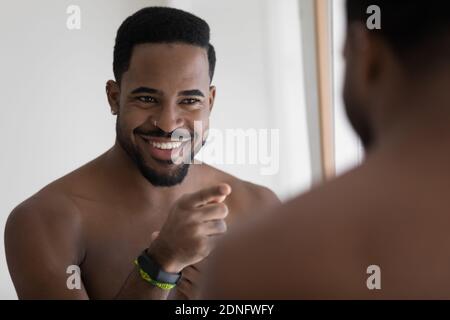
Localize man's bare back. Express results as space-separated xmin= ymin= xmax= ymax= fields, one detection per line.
xmin=204 ymin=132 xmax=450 ymax=299
xmin=202 ymin=0 xmax=450 ymax=299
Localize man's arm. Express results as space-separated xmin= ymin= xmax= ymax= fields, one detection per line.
xmin=5 ymin=195 xmax=89 ymax=299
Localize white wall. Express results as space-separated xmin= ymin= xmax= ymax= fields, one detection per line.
xmin=0 ymin=0 xmax=312 ymax=299
xmin=182 ymin=0 xmax=312 ymax=199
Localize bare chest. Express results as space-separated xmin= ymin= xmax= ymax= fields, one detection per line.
xmin=76 ymin=200 xmax=168 ymax=298
xmin=73 ymin=196 xmax=241 ymax=299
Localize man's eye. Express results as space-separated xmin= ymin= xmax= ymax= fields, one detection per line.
xmin=180 ymin=98 xmax=201 ymax=105
xmin=137 ymin=96 xmax=157 ymax=103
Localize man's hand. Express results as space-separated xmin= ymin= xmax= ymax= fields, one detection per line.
xmin=147 ymin=183 xmax=232 ymax=273
xmin=169 ymin=264 xmax=203 ymax=300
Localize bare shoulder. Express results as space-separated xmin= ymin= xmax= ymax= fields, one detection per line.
xmin=5 ymin=187 xmax=83 ymax=247
xmin=7 ymin=152 xmax=107 ymax=231
xmin=230 ymin=179 xmax=280 ymax=209
xmin=5 ymin=156 xmax=96 ymax=234
xmin=4 ymin=183 xmax=89 ymax=298
xmin=200 ymin=165 xmax=281 ymax=219
xmin=7 ymin=185 xmax=81 ymax=224
xmin=5 ymin=179 xmax=87 ymax=272
xmin=6 ymin=152 xmax=112 ymax=261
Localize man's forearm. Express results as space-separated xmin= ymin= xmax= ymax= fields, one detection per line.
xmin=114 ymin=245 xmax=182 ymax=300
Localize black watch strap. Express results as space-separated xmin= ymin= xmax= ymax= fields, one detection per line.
xmin=137 ymin=250 xmax=181 ymax=285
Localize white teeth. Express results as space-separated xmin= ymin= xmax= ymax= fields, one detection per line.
xmin=151 ymin=141 xmax=183 ymax=150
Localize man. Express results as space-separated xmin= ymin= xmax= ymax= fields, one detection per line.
xmin=203 ymin=0 xmax=450 ymax=299
xmin=5 ymin=7 xmax=279 ymax=299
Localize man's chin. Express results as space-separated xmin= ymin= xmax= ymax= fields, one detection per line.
xmin=137 ymin=161 xmax=190 ymax=187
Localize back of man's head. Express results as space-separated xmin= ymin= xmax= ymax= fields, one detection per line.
xmin=346 ymin=0 xmax=450 ymax=74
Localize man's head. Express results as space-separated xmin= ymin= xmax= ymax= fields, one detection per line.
xmin=106 ymin=7 xmax=216 ymax=187
xmin=344 ymin=0 xmax=450 ymax=150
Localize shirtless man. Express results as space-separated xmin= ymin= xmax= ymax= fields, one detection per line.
xmin=203 ymin=0 xmax=450 ymax=299
xmin=4 ymin=7 xmax=279 ymax=299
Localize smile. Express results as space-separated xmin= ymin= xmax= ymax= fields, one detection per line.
xmin=138 ymin=134 xmax=191 ymax=152
xmin=150 ymin=141 xmax=183 ymax=150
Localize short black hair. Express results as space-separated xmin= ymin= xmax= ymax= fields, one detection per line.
xmin=346 ymin=0 xmax=450 ymax=70
xmin=113 ymin=7 xmax=216 ymax=85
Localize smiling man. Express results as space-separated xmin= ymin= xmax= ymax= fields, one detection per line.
xmin=4 ymin=7 xmax=279 ymax=299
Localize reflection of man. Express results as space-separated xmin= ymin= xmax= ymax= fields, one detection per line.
xmin=5 ymin=7 xmax=279 ymax=299
xmin=203 ymin=0 xmax=450 ymax=299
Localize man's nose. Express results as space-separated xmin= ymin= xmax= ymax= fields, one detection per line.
xmin=154 ymin=104 xmax=184 ymax=133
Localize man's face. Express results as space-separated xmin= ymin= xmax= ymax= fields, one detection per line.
xmin=110 ymin=43 xmax=215 ymax=187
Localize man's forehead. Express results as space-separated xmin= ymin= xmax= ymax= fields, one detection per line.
xmin=129 ymin=43 xmax=208 ymax=73
xmin=123 ymin=42 xmax=210 ymax=88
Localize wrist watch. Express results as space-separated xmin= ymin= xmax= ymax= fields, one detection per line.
xmin=137 ymin=250 xmax=182 ymax=285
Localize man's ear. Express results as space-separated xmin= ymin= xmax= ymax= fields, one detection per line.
xmin=106 ymin=80 xmax=120 ymax=115
xmin=208 ymin=86 xmax=216 ymax=112
xmin=347 ymin=23 xmax=385 ymax=90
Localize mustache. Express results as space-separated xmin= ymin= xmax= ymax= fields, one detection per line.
xmin=134 ymin=127 xmax=198 ymax=140
xmin=134 ymin=127 xmax=173 ymax=138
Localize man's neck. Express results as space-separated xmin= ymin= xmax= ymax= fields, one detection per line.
xmin=371 ymin=91 xmax=450 ymax=170
xmin=370 ymin=69 xmax=450 ymax=157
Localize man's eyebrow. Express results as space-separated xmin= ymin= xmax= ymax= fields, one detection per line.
xmin=178 ymin=89 xmax=205 ymax=97
xmin=130 ymin=87 xmax=162 ymax=95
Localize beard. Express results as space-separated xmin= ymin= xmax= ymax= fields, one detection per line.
xmin=116 ymin=115 xmax=198 ymax=187
xmin=345 ymin=101 xmax=374 ymax=150
xmin=343 ymin=72 xmax=375 ymax=151
xmin=126 ymin=146 xmax=190 ymax=187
